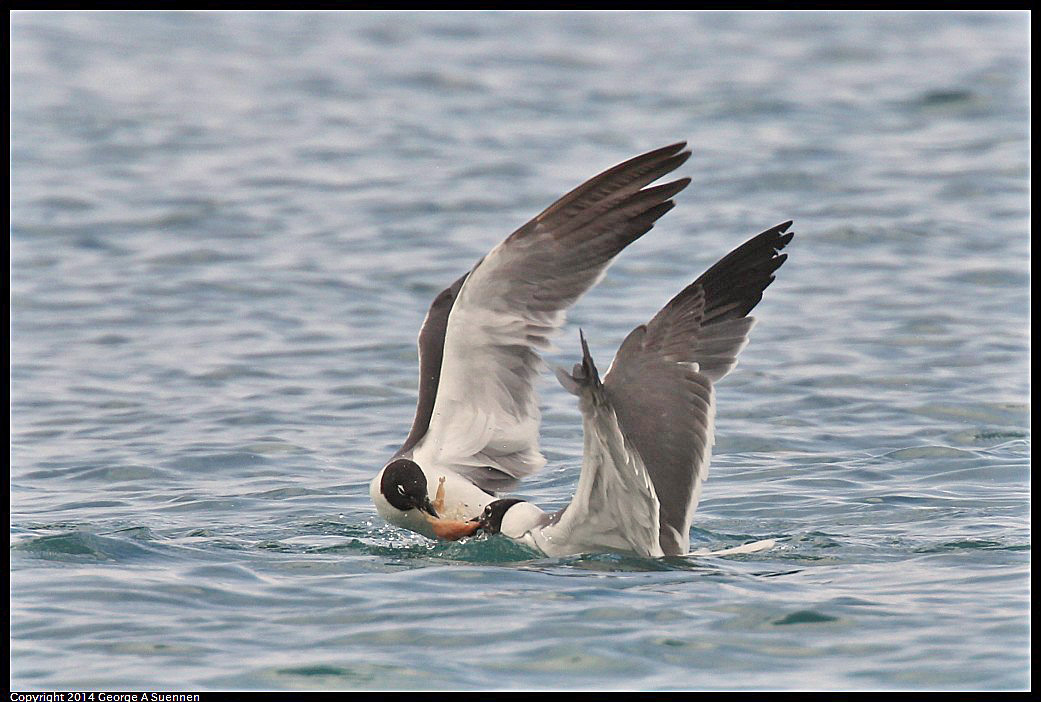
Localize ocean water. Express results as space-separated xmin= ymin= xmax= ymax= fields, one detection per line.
xmin=10 ymin=11 xmax=1029 ymax=692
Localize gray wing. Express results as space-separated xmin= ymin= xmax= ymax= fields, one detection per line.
xmin=409 ymin=143 xmax=692 ymax=492
xmin=546 ymin=333 xmax=665 ymax=557
xmin=395 ymin=272 xmax=468 ymax=458
xmin=602 ymin=222 xmax=794 ymax=555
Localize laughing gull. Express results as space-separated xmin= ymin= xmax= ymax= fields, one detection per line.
xmin=473 ymin=220 xmax=792 ymax=557
xmin=370 ymin=142 xmax=695 ymax=540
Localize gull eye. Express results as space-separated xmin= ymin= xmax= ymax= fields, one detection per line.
xmin=397 ymin=485 xmax=406 ymax=495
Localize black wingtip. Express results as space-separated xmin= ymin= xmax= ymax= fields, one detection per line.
xmin=757 ymin=220 xmax=795 ymax=256
xmin=648 ymin=141 xmax=691 ymax=166
xmin=773 ymin=221 xmax=795 ymax=244
xmin=578 ymin=328 xmax=590 ymax=361
xmin=572 ymin=329 xmax=602 ymax=390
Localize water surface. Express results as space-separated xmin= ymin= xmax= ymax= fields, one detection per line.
xmin=11 ymin=10 xmax=1030 ymax=691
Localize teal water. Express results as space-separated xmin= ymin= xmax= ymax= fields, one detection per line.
xmin=10 ymin=11 xmax=1029 ymax=691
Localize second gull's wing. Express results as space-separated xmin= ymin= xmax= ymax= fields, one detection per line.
xmin=603 ymin=222 xmax=794 ymax=554
xmin=544 ymin=333 xmax=665 ymax=557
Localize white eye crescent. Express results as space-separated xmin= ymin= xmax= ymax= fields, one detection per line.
xmin=397 ymin=485 xmax=406 ymax=495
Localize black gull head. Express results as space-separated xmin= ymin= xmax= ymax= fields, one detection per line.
xmin=380 ymin=458 xmax=438 ymax=517
xmin=474 ymin=498 xmax=526 ymax=534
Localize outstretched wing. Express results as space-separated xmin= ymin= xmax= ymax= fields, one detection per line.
xmin=407 ymin=143 xmax=692 ymax=492
xmin=603 ymin=221 xmax=794 ymax=554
